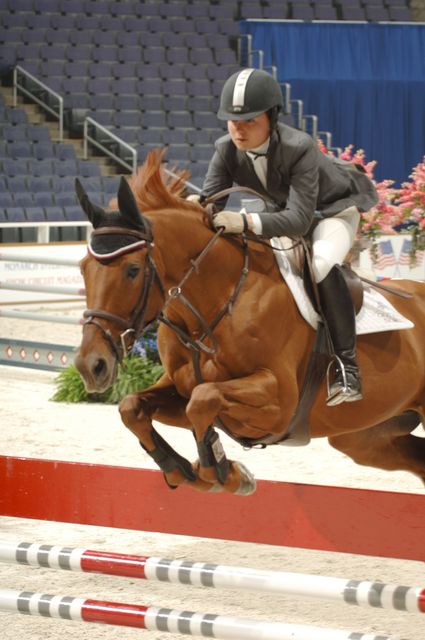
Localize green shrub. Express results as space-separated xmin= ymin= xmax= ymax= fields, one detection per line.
xmin=51 ymin=355 xmax=164 ymax=404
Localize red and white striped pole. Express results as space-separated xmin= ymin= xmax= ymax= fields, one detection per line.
xmin=0 ymin=588 xmax=405 ymax=640
xmin=1 ymin=541 xmax=424 ymax=614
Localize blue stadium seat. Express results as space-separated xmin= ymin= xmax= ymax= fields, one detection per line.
xmin=168 ymin=111 xmax=193 ymax=129
xmin=114 ymin=111 xmax=141 ymax=128
xmin=25 ymin=207 xmax=46 ymax=222
xmin=54 ymin=159 xmax=78 ymax=177
xmin=45 ymin=206 xmax=67 ymax=222
xmin=64 ymin=205 xmax=87 ymax=221
xmin=388 ymin=6 xmax=412 ymax=20
xmin=26 ymin=177 xmax=51 ymax=193
xmin=33 ymin=192 xmax=55 ymax=207
xmin=0 ymin=193 xmax=15 ymax=208
xmin=69 ymin=29 xmax=94 ymax=46
xmin=167 ymin=48 xmax=190 ymax=65
xmin=6 ymin=141 xmax=31 ymax=158
xmin=92 ymin=46 xmax=118 ymax=63
xmin=32 ymin=159 xmax=55 ymax=176
xmin=77 ymin=160 xmax=102 ymax=177
xmin=55 ymin=143 xmax=77 ymax=160
xmin=27 ymin=125 xmax=51 ymax=142
xmin=365 ymin=5 xmax=390 ymax=19
xmin=13 ymin=192 xmax=34 ymax=208
xmin=33 ymin=142 xmax=55 ymax=160
xmin=55 ymin=192 xmax=78 ymax=207
xmin=140 ymin=111 xmax=167 ymax=128
xmin=292 ymin=4 xmax=315 ymax=19
xmin=6 ymin=207 xmax=26 ymax=223
xmin=339 ymin=5 xmax=367 ymax=19
xmin=315 ymin=4 xmax=338 ymax=19
xmin=8 ymin=175 xmax=31 ymax=194
xmin=2 ymin=159 xmax=30 ymax=175
xmin=114 ymin=95 xmax=141 ymax=111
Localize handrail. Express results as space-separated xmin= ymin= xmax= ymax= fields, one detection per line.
xmin=280 ymin=82 xmax=291 ymax=115
xmin=249 ymin=48 xmax=264 ymax=69
xmin=289 ymin=99 xmax=304 ymax=130
xmin=83 ymin=117 xmax=137 ymax=174
xmin=13 ymin=66 xmax=63 ymax=141
xmin=303 ymin=114 xmax=318 ymax=139
xmin=237 ymin=33 xmax=253 ymax=66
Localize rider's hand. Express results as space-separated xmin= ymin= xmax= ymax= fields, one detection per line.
xmin=186 ymin=194 xmax=201 ymax=203
xmin=213 ymin=210 xmax=250 ymax=234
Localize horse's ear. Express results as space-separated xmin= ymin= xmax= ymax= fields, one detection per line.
xmin=117 ymin=177 xmax=143 ymax=227
xmin=75 ymin=178 xmax=105 ymax=228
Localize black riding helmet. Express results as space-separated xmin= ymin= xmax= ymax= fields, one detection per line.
xmin=217 ymin=68 xmax=283 ymax=126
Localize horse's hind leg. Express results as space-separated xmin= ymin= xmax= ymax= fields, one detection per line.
xmin=328 ymin=411 xmax=425 ymax=483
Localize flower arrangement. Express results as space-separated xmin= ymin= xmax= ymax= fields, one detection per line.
xmin=396 ymin=157 xmax=425 ymax=265
xmin=318 ymin=140 xmax=425 ymax=266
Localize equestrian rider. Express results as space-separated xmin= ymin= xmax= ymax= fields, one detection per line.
xmin=191 ymin=68 xmax=379 ymax=406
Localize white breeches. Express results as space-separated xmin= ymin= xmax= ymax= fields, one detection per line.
xmin=311 ymin=206 xmax=360 ymax=283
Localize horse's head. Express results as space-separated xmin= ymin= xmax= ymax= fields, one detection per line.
xmin=74 ymin=176 xmax=165 ymax=393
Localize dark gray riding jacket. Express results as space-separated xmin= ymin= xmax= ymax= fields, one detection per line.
xmin=201 ymin=123 xmax=379 ymax=238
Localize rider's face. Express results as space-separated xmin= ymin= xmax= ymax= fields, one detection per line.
xmin=227 ymin=112 xmax=270 ymax=151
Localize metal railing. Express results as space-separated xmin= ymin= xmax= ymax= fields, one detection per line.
xmin=302 ymin=114 xmax=318 ymax=139
xmin=83 ymin=117 xmax=137 ymax=174
xmin=13 ymin=66 xmax=64 ymax=141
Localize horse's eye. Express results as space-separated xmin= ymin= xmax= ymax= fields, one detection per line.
xmin=126 ymin=264 xmax=140 ymax=279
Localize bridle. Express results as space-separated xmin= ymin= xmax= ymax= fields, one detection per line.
xmin=82 ymin=223 xmax=249 ymax=365
xmin=83 ymin=226 xmax=166 ymax=362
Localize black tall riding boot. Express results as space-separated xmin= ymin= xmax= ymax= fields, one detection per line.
xmin=317 ymin=265 xmax=362 ymax=406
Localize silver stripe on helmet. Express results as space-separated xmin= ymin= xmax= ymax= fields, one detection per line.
xmin=232 ymin=68 xmax=255 ymax=108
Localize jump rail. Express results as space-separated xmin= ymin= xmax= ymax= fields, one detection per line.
xmin=2 ymin=541 xmax=424 ymax=614
xmin=0 ymin=252 xmax=80 ymax=267
xmin=0 ymin=589 xmax=399 ymax=640
xmin=1 ymin=455 xmax=424 ymax=563
xmin=0 ymin=281 xmax=85 ymax=297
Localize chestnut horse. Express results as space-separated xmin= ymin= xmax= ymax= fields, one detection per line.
xmin=75 ymin=149 xmax=425 ymax=495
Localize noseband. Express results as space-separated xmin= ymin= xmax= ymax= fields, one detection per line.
xmin=83 ymin=226 xmax=165 ymax=362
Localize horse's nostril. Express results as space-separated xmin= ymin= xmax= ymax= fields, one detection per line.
xmin=93 ymin=358 xmax=106 ymax=378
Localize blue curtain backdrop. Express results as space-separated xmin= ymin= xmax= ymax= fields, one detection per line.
xmin=240 ymin=21 xmax=425 ymax=185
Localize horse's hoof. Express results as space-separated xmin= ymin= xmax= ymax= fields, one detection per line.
xmin=234 ymin=462 xmax=256 ymax=496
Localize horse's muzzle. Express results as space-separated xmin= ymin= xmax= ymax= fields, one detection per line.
xmin=74 ymin=349 xmax=118 ymax=394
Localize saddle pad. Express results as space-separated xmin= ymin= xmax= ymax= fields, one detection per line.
xmin=271 ymin=237 xmax=414 ymax=335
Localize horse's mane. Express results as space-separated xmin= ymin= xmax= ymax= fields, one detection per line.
xmin=110 ymin=148 xmax=203 ymax=214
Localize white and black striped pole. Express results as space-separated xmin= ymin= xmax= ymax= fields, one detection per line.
xmin=1 ymin=541 xmax=424 ymax=615
xmin=0 ymin=589 xmax=405 ymax=640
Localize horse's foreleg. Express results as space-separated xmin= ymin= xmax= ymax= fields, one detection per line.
xmin=118 ymin=375 xmax=228 ymax=492
xmin=118 ymin=374 xmax=197 ymax=489
xmin=328 ymin=411 xmax=425 ymax=483
xmin=186 ymin=369 xmax=282 ymax=495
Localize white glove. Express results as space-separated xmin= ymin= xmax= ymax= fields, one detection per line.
xmin=186 ymin=194 xmax=201 ymax=203
xmin=212 ymin=210 xmax=248 ymax=234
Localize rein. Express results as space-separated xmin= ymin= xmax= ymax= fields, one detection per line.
xmin=159 ymin=228 xmax=249 ymax=355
